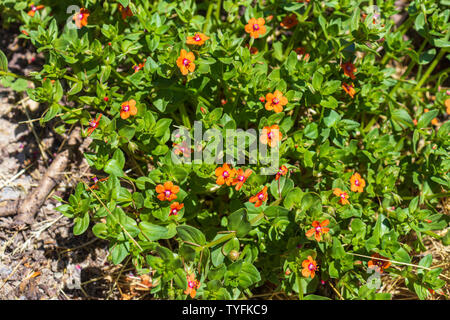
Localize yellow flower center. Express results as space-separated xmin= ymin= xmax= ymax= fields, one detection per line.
xmin=253 ymin=24 xmax=260 ymax=31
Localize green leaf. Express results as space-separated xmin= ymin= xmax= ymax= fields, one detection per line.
xmin=73 ymin=211 xmax=90 ymax=235
xmin=418 ymin=254 xmax=432 ymax=268
xmin=416 ymin=110 xmax=438 ymax=128
xmin=284 ymin=187 xmax=303 ymax=209
xmin=312 ymin=72 xmax=323 ymax=91
xmin=418 ymin=49 xmax=436 ymax=65
xmin=323 ymin=110 xmax=341 ymax=128
xmin=270 ymin=176 xmax=294 ymax=199
xmin=442 ymin=230 xmax=450 ymax=246
xmin=42 ymin=104 xmax=61 ymax=122
xmin=154 ymin=118 xmax=172 ymax=137
xmin=104 ymin=159 xmax=124 ymax=177
xmin=331 ymin=238 xmax=345 ymax=259
xmin=110 ymin=242 xmax=130 ymax=264
xmin=393 ymin=247 xmax=411 ymax=263
xmin=92 ymin=223 xmax=108 ymax=239
xmin=0 ymin=49 xmax=8 ymax=72
xmin=177 ymin=225 xmax=206 ymax=246
xmin=304 ymin=123 xmax=318 ymax=139
xmin=238 ymin=262 xmax=261 ymax=289
xmin=391 ymin=108 xmax=413 ymax=129
xmin=227 ymin=208 xmax=252 ymax=237
xmin=350 ymin=7 xmax=360 ymax=31
xmin=415 ymin=12 xmax=425 ymax=32
xmin=173 ymin=268 xmax=188 ymax=289
xmin=140 ymin=222 xmax=175 ymax=241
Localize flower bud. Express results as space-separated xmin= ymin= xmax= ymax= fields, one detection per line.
xmin=228 ymin=250 xmax=240 ymax=261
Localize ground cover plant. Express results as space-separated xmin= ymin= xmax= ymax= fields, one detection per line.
xmin=0 ymin=0 xmax=449 ymax=300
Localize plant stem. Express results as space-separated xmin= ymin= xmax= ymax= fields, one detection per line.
xmin=203 ymin=1 xmax=214 ymax=33
xmin=214 ymin=0 xmax=222 ymax=21
xmin=414 ymin=48 xmax=449 ymax=90
xmin=0 ymin=70 xmax=38 ymax=83
xmin=204 ymin=232 xmax=236 ymax=248
xmin=179 ymin=103 xmax=191 ymax=128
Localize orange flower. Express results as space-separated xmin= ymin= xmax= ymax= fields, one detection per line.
xmin=249 ymin=186 xmax=268 ymax=208
xmin=155 ymin=181 xmax=180 ymax=201
xmin=186 ymin=33 xmax=210 ymax=46
xmin=301 ymin=256 xmax=318 ymax=279
xmin=87 ymin=114 xmax=102 ymax=136
xmin=265 ymin=90 xmax=288 ymax=113
xmin=294 ymin=47 xmax=310 ymax=61
xmin=184 ymin=274 xmax=201 ymax=298
xmin=133 ymin=61 xmax=146 ymax=73
xmin=232 ymin=168 xmax=252 ymax=191
xmin=28 ymin=4 xmax=44 ymax=17
xmin=89 ymin=176 xmax=109 ymax=190
xmin=120 ymin=99 xmax=138 ymax=119
xmin=244 ymin=17 xmax=267 ymax=38
xmin=445 ymin=98 xmax=450 ymax=115
xmin=333 ymin=188 xmax=350 ymax=205
xmin=368 ymin=253 xmax=391 ymax=273
xmin=424 ymin=108 xmax=439 ymax=126
xmin=118 ymin=4 xmax=133 ymax=20
xmin=260 ymin=125 xmax=282 ymax=148
xmin=350 ymin=172 xmax=366 ymax=192
xmin=21 ymin=30 xmax=30 ymax=36
xmin=169 ymin=202 xmax=184 ymax=216
xmin=173 ymin=141 xmax=192 ymax=158
xmin=73 ymin=8 xmax=90 ymax=29
xmin=176 ymin=49 xmax=196 ymax=75
xmin=43 ymin=77 xmax=55 ymax=84
xmin=275 ymin=165 xmax=288 ymax=181
xmin=280 ymin=14 xmax=298 ymax=29
xmin=342 ymin=82 xmax=356 ymax=98
xmin=215 ymin=163 xmax=236 ymax=186
xmin=341 ymin=62 xmax=357 ymax=79
xmin=306 ymin=220 xmax=330 ymax=241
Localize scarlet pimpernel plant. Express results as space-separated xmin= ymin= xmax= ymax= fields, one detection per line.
xmin=0 ymin=0 xmax=449 ymax=301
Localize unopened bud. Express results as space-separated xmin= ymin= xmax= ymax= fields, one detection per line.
xmin=228 ymin=250 xmax=240 ymax=261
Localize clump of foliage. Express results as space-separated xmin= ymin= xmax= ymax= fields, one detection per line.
xmin=0 ymin=0 xmax=449 ymax=300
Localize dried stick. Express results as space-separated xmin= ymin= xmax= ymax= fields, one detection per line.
xmin=0 ymin=128 xmax=87 ymax=224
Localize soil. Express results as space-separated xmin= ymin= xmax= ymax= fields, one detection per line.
xmin=0 ymin=24 xmax=118 ymax=300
